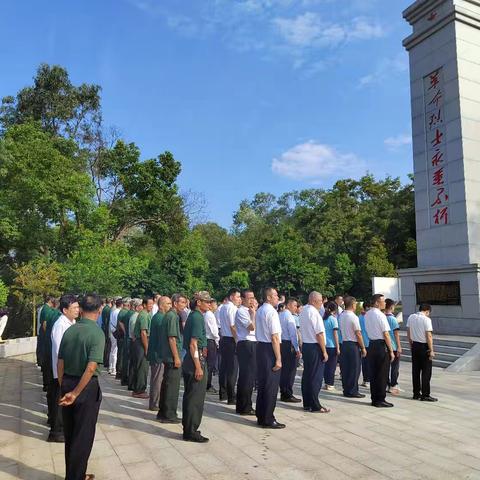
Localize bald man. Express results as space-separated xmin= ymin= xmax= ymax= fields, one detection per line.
xmin=147 ymin=296 xmax=172 ymax=411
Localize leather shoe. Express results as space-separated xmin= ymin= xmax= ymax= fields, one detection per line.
xmin=344 ymin=393 xmax=365 ymax=398
xmin=372 ymin=401 xmax=394 ymax=408
xmin=238 ymin=409 xmax=256 ymax=416
xmin=261 ymin=421 xmax=286 ymax=429
xmin=160 ymin=417 xmax=181 ymax=424
xmin=281 ymin=396 xmax=302 ymax=403
xmin=412 ymin=395 xmax=421 ymax=400
xmin=227 ymin=399 xmax=236 ymax=405
xmin=183 ymin=433 xmax=209 ymax=443
xmin=47 ymin=433 xmax=65 ymax=443
xmin=421 ymin=396 xmax=438 ymax=402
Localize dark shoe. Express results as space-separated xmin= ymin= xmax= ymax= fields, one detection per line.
xmin=421 ymin=396 xmax=438 ymax=402
xmin=303 ymin=407 xmax=311 ymax=411
xmin=206 ymin=387 xmax=218 ymax=394
xmin=281 ymin=396 xmax=302 ymax=403
xmin=344 ymin=393 xmax=365 ymax=398
xmin=227 ymin=399 xmax=236 ymax=405
xmin=160 ymin=417 xmax=181 ymax=424
xmin=132 ymin=392 xmax=149 ymax=399
xmin=219 ymin=396 xmax=227 ymax=401
xmin=183 ymin=433 xmax=209 ymax=443
xmin=238 ymin=409 xmax=256 ymax=416
xmin=47 ymin=433 xmax=65 ymax=443
xmin=121 ymin=381 xmax=128 ymax=386
xmin=262 ymin=421 xmax=286 ymax=429
xmin=372 ymin=401 xmax=394 ymax=408
xmin=412 ymin=395 xmax=421 ymax=400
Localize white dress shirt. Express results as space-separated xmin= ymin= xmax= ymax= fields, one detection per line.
xmin=151 ymin=303 xmax=159 ymax=317
xmin=299 ymin=304 xmax=325 ymax=343
xmin=279 ymin=310 xmax=299 ymax=351
xmin=51 ymin=314 xmax=75 ymax=379
xmin=339 ymin=310 xmax=361 ymax=342
xmin=407 ymin=312 xmax=433 ymax=343
xmin=109 ymin=307 xmax=120 ymax=334
xmin=255 ymin=303 xmax=282 ymax=343
xmin=365 ymin=308 xmax=390 ymax=340
xmin=235 ymin=306 xmax=256 ymax=342
xmin=219 ymin=301 xmax=237 ymax=338
xmin=215 ymin=304 xmax=224 ymax=330
xmin=204 ymin=310 xmax=220 ymax=344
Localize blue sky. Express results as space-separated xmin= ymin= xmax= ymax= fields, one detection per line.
xmin=1 ymin=0 xmax=414 ymax=227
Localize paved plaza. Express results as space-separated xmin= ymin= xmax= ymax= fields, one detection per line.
xmin=1 ymin=354 xmax=480 ymax=480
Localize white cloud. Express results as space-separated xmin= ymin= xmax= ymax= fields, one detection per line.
xmin=272 ymin=140 xmax=365 ymax=181
xmin=384 ymin=134 xmax=412 ymax=150
xmin=359 ymin=52 xmax=408 ymax=87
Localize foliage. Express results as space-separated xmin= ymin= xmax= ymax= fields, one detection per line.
xmin=220 ymin=271 xmax=250 ymax=293
xmin=0 ymin=279 xmax=8 ymax=307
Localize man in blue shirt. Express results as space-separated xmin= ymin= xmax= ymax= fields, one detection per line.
xmin=359 ymin=302 xmax=371 ymax=387
xmin=385 ymin=299 xmax=402 ymax=395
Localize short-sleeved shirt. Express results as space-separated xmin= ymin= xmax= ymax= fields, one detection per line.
xmin=323 ymin=315 xmax=339 ymax=348
xmin=147 ymin=311 xmax=165 ymax=364
xmin=134 ymin=310 xmax=151 ymax=338
xmin=235 ymin=306 xmax=256 ymax=342
xmin=44 ymin=308 xmax=61 ymax=357
xmin=102 ymin=305 xmax=111 ymax=333
xmin=255 ymin=303 xmax=281 ymax=343
xmin=365 ymin=308 xmax=390 ymax=340
xmin=359 ymin=314 xmax=370 ymax=348
xmin=129 ymin=312 xmax=139 ymax=340
xmin=183 ymin=310 xmax=207 ymax=355
xmin=407 ymin=312 xmax=433 ymax=343
xmin=299 ymin=304 xmax=325 ymax=344
xmin=58 ymin=318 xmax=105 ymax=377
xmin=159 ymin=309 xmax=182 ymax=363
xmin=386 ymin=314 xmax=400 ymax=351
xmin=121 ymin=309 xmax=134 ymax=342
xmin=279 ymin=310 xmax=299 ymax=351
xmin=219 ymin=301 xmax=237 ymax=338
xmin=339 ymin=310 xmax=361 ymax=342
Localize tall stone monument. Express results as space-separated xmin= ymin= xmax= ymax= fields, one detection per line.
xmin=398 ymin=0 xmax=480 ymax=335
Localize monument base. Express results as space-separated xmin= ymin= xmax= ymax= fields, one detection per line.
xmin=0 ymin=336 xmax=37 ymax=358
xmin=398 ymin=264 xmax=480 ymax=336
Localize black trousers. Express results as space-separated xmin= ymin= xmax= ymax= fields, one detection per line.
xmin=411 ymin=342 xmax=432 ymax=397
xmin=49 ymin=379 xmax=63 ymax=437
xmin=301 ymin=343 xmax=325 ymax=411
xmin=389 ymin=352 xmax=400 ymax=387
xmin=256 ymin=342 xmax=280 ymax=426
xmin=219 ymin=336 xmax=238 ymax=401
xmin=367 ymin=340 xmax=390 ymax=404
xmin=62 ymin=375 xmax=101 ymax=480
xmin=206 ymin=339 xmax=217 ymax=389
xmin=182 ymin=354 xmax=207 ymax=438
xmin=115 ymin=336 xmax=124 ymax=379
xmin=43 ymin=359 xmax=55 ymax=425
xmin=121 ymin=338 xmax=130 ymax=386
xmin=279 ymin=340 xmax=297 ymax=399
xmin=340 ymin=341 xmax=361 ymax=396
xmin=131 ymin=340 xmax=148 ymax=393
xmin=236 ymin=340 xmax=257 ymax=413
xmin=128 ymin=341 xmax=136 ymax=390
xmin=323 ymin=347 xmax=338 ymax=386
xmin=103 ymin=333 xmax=111 ymax=369
xmin=158 ymin=362 xmax=182 ymax=420
xmin=362 ymin=349 xmax=370 ymax=383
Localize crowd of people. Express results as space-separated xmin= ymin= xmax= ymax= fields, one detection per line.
xmin=35 ymin=287 xmax=437 ymax=480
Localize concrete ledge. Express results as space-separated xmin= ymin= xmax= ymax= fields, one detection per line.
xmin=447 ymin=341 xmax=480 ymax=371
xmin=0 ymin=337 xmax=37 ymax=358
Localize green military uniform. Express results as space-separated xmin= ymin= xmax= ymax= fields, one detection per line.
xmin=37 ymin=304 xmax=50 ymax=369
xmin=157 ymin=309 xmax=183 ymax=422
xmin=121 ymin=309 xmax=134 ymax=386
xmin=182 ymin=309 xmax=208 ymax=439
xmin=148 ymin=311 xmax=166 ymax=410
xmin=127 ymin=311 xmax=139 ymax=390
xmin=58 ymin=317 xmax=105 ymax=480
xmin=131 ymin=310 xmax=150 ymax=393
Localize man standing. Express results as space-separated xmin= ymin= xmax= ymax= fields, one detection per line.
xmin=182 ymin=291 xmax=212 ymax=443
xmin=157 ymin=294 xmax=187 ymax=423
xmin=37 ymin=295 xmax=55 ymax=370
xmin=128 ymin=299 xmax=143 ymax=390
xmin=279 ymin=298 xmax=301 ymax=403
xmin=119 ymin=298 xmax=133 ymax=386
xmin=299 ymin=292 xmax=330 ymax=413
xmin=407 ymin=304 xmax=437 ymax=402
xmin=235 ymin=289 xmax=257 ymax=415
xmin=365 ymin=294 xmax=395 ymax=408
xmin=58 ymin=293 xmax=105 ymax=480
xmin=101 ymin=298 xmax=112 ymax=370
xmin=48 ymin=294 xmax=78 ymax=443
xmin=359 ymin=301 xmax=371 ymax=387
xmin=385 ymin=298 xmax=402 ymax=395
xmin=218 ymin=288 xmax=241 ymax=404
xmin=204 ymin=299 xmax=220 ymax=393
xmin=147 ymin=296 xmax=172 ymax=411
xmin=108 ymin=298 xmax=122 ymax=376
xmin=338 ymin=296 xmax=367 ymax=398
xmin=255 ymin=287 xmax=285 ymax=429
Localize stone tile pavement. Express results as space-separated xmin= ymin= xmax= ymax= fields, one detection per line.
xmin=1 ymin=354 xmax=480 ymax=480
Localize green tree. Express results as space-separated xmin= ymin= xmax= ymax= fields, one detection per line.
xmin=0 ymin=279 xmax=8 ymax=307
xmin=331 ymin=253 xmax=356 ymax=294
xmin=219 ymin=271 xmax=250 ymax=293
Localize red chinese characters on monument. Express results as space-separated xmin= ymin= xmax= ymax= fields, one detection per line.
xmin=424 ymin=68 xmax=449 ymax=226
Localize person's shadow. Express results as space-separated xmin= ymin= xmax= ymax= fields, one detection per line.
xmin=0 ymin=454 xmax=62 ymax=480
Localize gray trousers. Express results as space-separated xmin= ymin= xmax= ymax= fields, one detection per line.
xmin=149 ymin=362 xmax=164 ymax=410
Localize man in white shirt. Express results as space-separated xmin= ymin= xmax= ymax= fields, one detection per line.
xmin=49 ymin=294 xmax=78 ymax=443
xmin=235 ymin=290 xmax=257 ymax=415
xmin=108 ymin=298 xmax=122 ymax=376
xmin=300 ymin=291 xmax=330 ymax=413
xmin=218 ymin=288 xmax=241 ymax=403
xmin=279 ymin=298 xmax=301 ymax=403
xmin=335 ymin=295 xmax=344 ymax=317
xmin=204 ymin=300 xmax=220 ymax=393
xmin=255 ymin=287 xmax=285 ymax=429
xmin=407 ymin=304 xmax=437 ymax=402
xmin=338 ymin=296 xmax=367 ymax=399
xmin=365 ymin=294 xmax=395 ymax=408
xmin=151 ymin=293 xmax=161 ymax=317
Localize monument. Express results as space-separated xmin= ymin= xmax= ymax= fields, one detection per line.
xmin=398 ymin=0 xmax=480 ymax=335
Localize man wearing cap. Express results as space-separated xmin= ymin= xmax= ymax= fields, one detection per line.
xmin=255 ymin=287 xmax=285 ymax=429
xmin=182 ymin=291 xmax=212 ymax=442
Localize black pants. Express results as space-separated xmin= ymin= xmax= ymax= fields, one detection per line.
xmin=280 ymin=340 xmax=297 ymax=399
xmin=362 ymin=349 xmax=370 ymax=383
xmin=340 ymin=341 xmax=361 ymax=396
xmin=43 ymin=359 xmax=54 ymax=425
xmin=128 ymin=341 xmax=136 ymax=390
xmin=103 ymin=333 xmax=111 ymax=369
xmin=49 ymin=379 xmax=63 ymax=437
xmin=158 ymin=362 xmax=182 ymax=420
xmin=116 ymin=337 xmax=124 ymax=379
xmin=219 ymin=336 xmax=238 ymax=401
xmin=236 ymin=340 xmax=257 ymax=413
xmin=62 ymin=375 xmax=101 ymax=480
xmin=206 ymin=339 xmax=217 ymax=389
xmin=182 ymin=354 xmax=207 ymax=438
xmin=131 ymin=340 xmax=148 ymax=393
xmin=301 ymin=343 xmax=325 ymax=411
xmin=121 ymin=338 xmax=130 ymax=386
xmin=411 ymin=342 xmax=432 ymax=397
xmin=256 ymin=342 xmax=280 ymax=425
xmin=368 ymin=340 xmax=390 ymax=404
xmin=323 ymin=347 xmax=338 ymax=386
xmin=389 ymin=352 xmax=400 ymax=387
